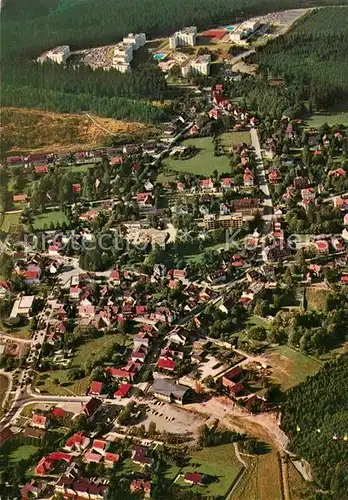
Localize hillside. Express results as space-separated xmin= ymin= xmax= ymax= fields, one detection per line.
xmin=0 ymin=108 xmax=154 ymax=154
xmin=281 ymin=353 xmax=348 ymax=498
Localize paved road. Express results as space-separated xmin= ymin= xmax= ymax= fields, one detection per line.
xmin=250 ymin=128 xmax=274 ymax=228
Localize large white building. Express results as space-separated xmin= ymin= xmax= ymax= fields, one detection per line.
xmin=181 ymin=54 xmax=211 ymax=77
xmin=37 ymin=45 xmax=71 ymax=65
xmin=169 ymin=26 xmax=197 ymax=49
xmin=113 ymin=43 xmax=134 ymax=64
xmin=123 ymin=33 xmax=146 ymax=50
xmin=112 ymin=33 xmax=146 ymax=73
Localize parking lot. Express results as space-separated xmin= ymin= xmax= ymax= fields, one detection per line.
xmin=135 ymin=399 xmax=207 ymax=435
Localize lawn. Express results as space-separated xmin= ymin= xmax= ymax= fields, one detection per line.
xmin=0 ymin=212 xmax=22 ymax=232
xmin=36 ymin=333 xmax=131 ymax=396
xmin=176 ymin=444 xmax=243 ymax=497
xmin=33 ymin=210 xmax=68 ymax=230
xmin=247 ymin=314 xmax=271 ymax=329
xmin=163 ymin=137 xmax=231 ymax=176
xmin=9 ymin=444 xmax=39 ymax=463
xmin=306 ymin=287 xmax=328 ymax=311
xmin=265 ymin=345 xmax=322 ymax=390
xmin=220 ymin=131 xmax=251 ymax=148
xmin=307 ymin=111 xmax=348 ymax=128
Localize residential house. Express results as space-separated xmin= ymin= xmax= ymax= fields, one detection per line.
xmin=268 ymin=167 xmax=281 ymax=184
xmin=184 ymin=472 xmax=204 ymax=485
xmin=220 ymin=177 xmax=232 ymax=190
xmin=243 ymin=168 xmax=254 ymax=187
xmin=114 ymin=383 xmax=132 ymax=399
xmin=157 ymin=356 xmax=176 ymax=372
xmin=64 ymin=432 xmax=90 ymax=453
xmin=335 ymin=197 xmax=348 ymax=211
xmin=301 ymin=188 xmax=316 ymax=201
xmin=136 ymin=193 xmax=153 ymax=207
xmin=328 ymin=168 xmax=346 ymax=177
xmin=31 ymin=414 xmax=49 ymax=429
xmin=200 ymin=178 xmax=215 ymax=193
xmin=70 ymin=286 xmax=82 ymax=300
xmin=89 ymin=381 xmax=103 ymax=396
xmin=131 ymin=445 xmax=154 ymax=468
xmin=313 ymin=240 xmax=329 ymax=254
xmin=81 ymin=398 xmax=102 ymax=422
xmin=208 ymin=108 xmax=220 ymax=120
xmin=130 ymin=479 xmax=151 ymax=498
xmin=35 ymin=452 xmax=72 ymax=475
xmin=0 ymin=281 xmax=10 ymax=298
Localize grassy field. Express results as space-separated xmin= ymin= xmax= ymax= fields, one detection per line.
xmin=1 ymin=107 xmax=152 ymax=154
xmin=0 ymin=212 xmax=22 ymax=232
xmin=231 ymin=450 xmax=281 ymax=500
xmin=288 ymin=461 xmax=315 ymax=500
xmin=163 ymin=137 xmax=231 ymax=176
xmin=33 ymin=210 xmax=69 ymax=230
xmin=306 ymin=287 xmax=329 ymax=311
xmin=176 ymin=444 xmax=243 ymax=497
xmin=36 ymin=333 xmax=131 ymax=396
xmin=306 ymin=111 xmax=348 ymax=128
xmin=265 ymin=345 xmax=322 ymax=390
xmin=220 ymin=131 xmax=251 ymax=147
xmin=9 ymin=444 xmax=39 ymax=463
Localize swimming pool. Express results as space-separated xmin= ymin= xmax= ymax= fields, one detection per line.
xmin=153 ymin=53 xmax=166 ymax=61
xmin=226 ymin=26 xmax=235 ymax=31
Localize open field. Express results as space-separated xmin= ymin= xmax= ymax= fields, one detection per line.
xmin=287 ymin=461 xmax=315 ymax=499
xmin=35 ymin=333 xmax=131 ymax=396
xmin=230 ymin=450 xmax=281 ymax=500
xmin=163 ymin=137 xmax=231 ymax=176
xmin=265 ymin=345 xmax=322 ymax=390
xmin=33 ymin=210 xmax=69 ymax=230
xmin=306 ymin=111 xmax=348 ymax=128
xmin=176 ymin=444 xmax=243 ymax=497
xmin=9 ymin=444 xmax=39 ymax=463
xmin=1 ymin=108 xmax=152 ymax=154
xmin=220 ymin=131 xmax=251 ymax=147
xmin=0 ymin=212 xmax=22 ymax=232
xmin=305 ymin=286 xmax=328 ymax=311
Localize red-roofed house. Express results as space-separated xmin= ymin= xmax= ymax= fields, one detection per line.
xmin=200 ymin=178 xmax=215 ymax=193
xmin=243 ymin=168 xmax=254 ymax=187
xmin=208 ymin=108 xmax=220 ymax=120
xmin=173 ymin=269 xmax=187 ymax=281
xmin=220 ymin=177 xmax=232 ymax=190
xmin=131 ymin=479 xmax=151 ymax=497
xmin=70 ymin=286 xmax=82 ymax=300
xmin=0 ymin=280 xmax=10 ymax=298
xmin=114 ymin=383 xmax=132 ymax=399
xmin=34 ymin=165 xmax=48 ymax=174
xmin=72 ymin=183 xmax=81 ymax=193
xmin=51 ymin=407 xmax=66 ymax=419
xmin=92 ymin=439 xmax=107 ymax=453
xmin=84 ymin=451 xmax=103 ymax=464
xmin=301 ymin=188 xmax=316 ymax=201
xmin=89 ymin=381 xmax=103 ymax=396
xmin=157 ymin=357 xmax=176 ymax=372
xmin=105 ymin=452 xmax=120 ymax=467
xmin=268 ymin=167 xmax=281 ymax=184
xmin=31 ymin=414 xmax=49 ymax=429
xmin=328 ymin=168 xmax=346 ymax=177
xmin=334 ymin=197 xmax=348 ymax=211
xmin=136 ymin=193 xmax=152 ymax=207
xmin=13 ymin=194 xmax=28 ymax=203
xmin=64 ymin=432 xmax=90 ymax=452
xmin=313 ymin=240 xmax=329 ymax=254
xmin=340 ymin=274 xmax=348 ymax=285
xmin=332 ymin=238 xmax=344 ymax=252
xmin=184 ymin=472 xmax=204 ymax=485
xmin=48 ymin=245 xmax=60 ymax=256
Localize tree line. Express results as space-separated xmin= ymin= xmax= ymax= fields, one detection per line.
xmin=281 ymin=353 xmax=348 ymax=498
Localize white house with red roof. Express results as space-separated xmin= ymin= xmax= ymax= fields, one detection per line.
xmin=89 ymin=380 xmax=103 ymax=396
xmin=64 ymin=432 xmax=90 ymax=453
xmin=328 ymin=168 xmax=346 ymax=177
xmin=313 ymin=240 xmax=329 ymax=254
xmin=69 ymin=286 xmax=82 ymax=300
xmin=31 ymin=414 xmax=49 ymax=429
xmin=243 ymin=168 xmax=254 ymax=186
xmin=156 ymin=356 xmax=176 ymax=372
xmin=200 ymin=178 xmax=215 ymax=193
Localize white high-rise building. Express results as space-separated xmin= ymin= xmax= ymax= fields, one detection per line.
xmin=169 ymin=27 xmax=197 ymax=49
xmin=113 ymin=43 xmax=134 ymax=64
xmin=37 ymin=45 xmax=71 ymax=65
xmin=123 ymin=33 xmax=146 ymax=50
xmin=190 ymin=54 xmax=211 ymax=76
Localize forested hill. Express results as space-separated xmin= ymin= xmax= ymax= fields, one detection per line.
xmin=2 ymin=0 xmax=348 ymax=58
xmin=281 ymin=353 xmax=348 ymax=498
xmin=251 ymin=7 xmax=348 ymax=109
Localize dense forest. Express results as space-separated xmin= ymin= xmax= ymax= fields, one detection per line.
xmin=281 ymin=354 xmax=348 ymax=498
xmin=1 ymin=0 xmax=348 ymax=123
xmin=251 ymin=8 xmax=348 ymax=110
